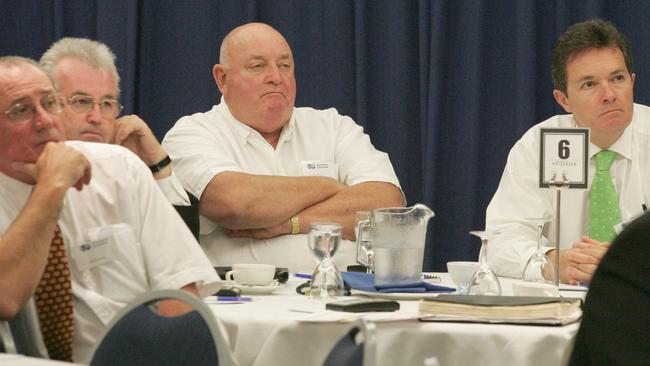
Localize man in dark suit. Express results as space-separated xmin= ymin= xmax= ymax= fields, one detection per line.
xmin=570 ymin=211 xmax=650 ymax=365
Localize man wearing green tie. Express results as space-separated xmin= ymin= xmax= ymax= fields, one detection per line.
xmin=486 ymin=19 xmax=650 ymax=285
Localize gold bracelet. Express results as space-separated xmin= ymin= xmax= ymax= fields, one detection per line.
xmin=290 ymin=215 xmax=300 ymax=235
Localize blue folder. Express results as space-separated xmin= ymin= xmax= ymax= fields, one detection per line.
xmin=342 ymin=272 xmax=455 ymax=293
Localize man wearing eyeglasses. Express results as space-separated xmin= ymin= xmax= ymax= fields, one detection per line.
xmin=39 ymin=38 xmax=199 ymax=238
xmin=0 ymin=56 xmax=220 ymax=363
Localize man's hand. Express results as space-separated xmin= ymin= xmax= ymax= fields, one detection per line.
xmin=12 ymin=142 xmax=91 ymax=191
xmin=113 ymin=115 xmax=170 ymax=178
xmin=225 ymin=220 xmax=292 ymax=240
xmin=564 ymin=236 xmax=610 ymax=284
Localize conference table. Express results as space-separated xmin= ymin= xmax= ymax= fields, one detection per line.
xmin=0 ymin=354 xmax=85 ymax=365
xmin=208 ymin=274 xmax=586 ymax=366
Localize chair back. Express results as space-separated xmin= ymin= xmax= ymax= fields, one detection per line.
xmin=0 ymin=320 xmax=16 ymax=353
xmin=90 ymin=289 xmax=234 ymax=366
xmin=322 ymin=320 xmax=377 ymax=366
xmin=173 ymin=192 xmax=200 ymax=240
xmin=6 ymin=298 xmax=49 ymax=358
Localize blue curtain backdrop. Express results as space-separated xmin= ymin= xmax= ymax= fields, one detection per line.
xmin=2 ymin=0 xmax=650 ymax=271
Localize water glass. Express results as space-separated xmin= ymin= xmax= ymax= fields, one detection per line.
xmin=467 ymin=230 xmax=502 ymax=296
xmin=307 ymin=222 xmax=344 ymax=300
xmin=521 ymin=218 xmax=557 ymax=285
xmin=447 ymin=261 xmax=479 ymax=295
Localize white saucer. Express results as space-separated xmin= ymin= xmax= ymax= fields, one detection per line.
xmin=351 ymin=289 xmax=443 ymax=300
xmin=231 ymin=282 xmax=284 ymax=295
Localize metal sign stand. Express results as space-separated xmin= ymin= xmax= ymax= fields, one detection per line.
xmin=549 ymin=178 xmax=569 ymax=287
xmin=540 ymin=128 xmax=589 ymax=288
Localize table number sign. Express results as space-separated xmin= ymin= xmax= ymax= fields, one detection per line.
xmin=539 ymin=128 xmax=589 ymax=188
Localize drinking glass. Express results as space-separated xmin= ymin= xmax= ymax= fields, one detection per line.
xmin=467 ymin=230 xmax=502 ymax=296
xmin=355 ymin=211 xmax=373 ymax=273
xmin=521 ymin=218 xmax=557 ymax=285
xmin=446 ymin=261 xmax=479 ymax=295
xmin=308 ymin=222 xmax=344 ymax=300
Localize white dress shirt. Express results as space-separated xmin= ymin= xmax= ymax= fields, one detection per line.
xmin=162 ymin=100 xmax=402 ymax=273
xmin=486 ymin=103 xmax=650 ymax=278
xmin=156 ymin=171 xmax=190 ymax=205
xmin=0 ymin=141 xmax=221 ymax=364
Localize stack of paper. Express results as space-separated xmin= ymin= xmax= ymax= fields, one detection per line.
xmin=419 ymin=295 xmax=582 ymax=325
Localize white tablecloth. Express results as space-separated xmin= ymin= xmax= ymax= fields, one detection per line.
xmin=0 ymin=354 xmax=84 ymax=365
xmin=209 ymin=274 xmax=584 ymax=366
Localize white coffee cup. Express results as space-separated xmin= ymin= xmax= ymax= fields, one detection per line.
xmin=225 ymin=263 xmax=276 ymax=286
xmin=512 ymin=281 xmax=560 ymax=297
xmin=447 ymin=261 xmax=479 ymax=294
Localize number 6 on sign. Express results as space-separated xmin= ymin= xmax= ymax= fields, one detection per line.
xmin=539 ymin=128 xmax=589 ymax=188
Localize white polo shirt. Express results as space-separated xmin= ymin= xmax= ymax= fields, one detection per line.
xmin=163 ymin=100 xmax=402 ymax=272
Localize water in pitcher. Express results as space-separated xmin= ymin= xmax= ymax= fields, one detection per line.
xmin=374 ymin=247 xmax=424 ymax=285
xmin=373 ymin=222 xmax=427 ymax=286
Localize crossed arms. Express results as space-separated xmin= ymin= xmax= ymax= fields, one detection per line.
xmin=199 ymin=171 xmax=404 ymax=240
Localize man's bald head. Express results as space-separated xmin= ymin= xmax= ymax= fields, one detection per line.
xmin=219 ymin=23 xmax=291 ymax=69
xmin=212 ymin=23 xmax=296 ymax=147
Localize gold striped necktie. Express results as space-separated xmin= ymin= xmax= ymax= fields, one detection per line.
xmin=34 ymin=225 xmax=74 ymax=362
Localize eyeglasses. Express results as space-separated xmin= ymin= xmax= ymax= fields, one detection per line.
xmin=66 ymin=94 xmax=123 ymax=119
xmin=1 ymin=93 xmax=63 ymax=123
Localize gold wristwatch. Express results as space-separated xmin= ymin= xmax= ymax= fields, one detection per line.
xmin=290 ymin=215 xmax=300 ymax=235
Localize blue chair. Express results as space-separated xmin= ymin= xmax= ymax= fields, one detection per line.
xmin=90 ymin=289 xmax=234 ymax=366
xmin=322 ymin=320 xmax=377 ymax=366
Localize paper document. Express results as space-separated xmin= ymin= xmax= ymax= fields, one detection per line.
xmin=418 ymin=295 xmax=582 ymax=326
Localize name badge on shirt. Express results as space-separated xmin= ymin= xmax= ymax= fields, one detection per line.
xmin=71 ymin=226 xmax=125 ymax=271
xmin=71 ymin=238 xmax=117 ymax=271
xmin=300 ymin=160 xmax=338 ymax=179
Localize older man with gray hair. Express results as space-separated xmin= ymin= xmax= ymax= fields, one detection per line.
xmin=0 ymin=56 xmax=219 ymax=363
xmin=39 ymin=38 xmax=200 ymax=237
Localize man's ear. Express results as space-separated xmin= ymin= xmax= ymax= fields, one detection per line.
xmin=213 ymin=64 xmax=227 ymax=94
xmin=553 ymin=89 xmax=572 ymax=113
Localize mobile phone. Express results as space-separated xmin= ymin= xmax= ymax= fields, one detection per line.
xmin=325 ymin=299 xmax=400 ymax=312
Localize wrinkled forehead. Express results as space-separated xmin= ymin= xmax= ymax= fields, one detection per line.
xmin=0 ymin=62 xmax=54 ymax=105
xmin=51 ymin=57 xmax=119 ymax=98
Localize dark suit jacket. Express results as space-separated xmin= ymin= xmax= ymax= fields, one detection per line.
xmin=569 ymin=212 xmax=650 ymax=366
xmin=173 ymin=192 xmax=200 ymax=241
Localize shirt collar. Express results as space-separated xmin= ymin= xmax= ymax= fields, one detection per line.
xmin=582 ymin=112 xmax=634 ymax=161
xmin=216 ymin=97 xmax=296 ymax=146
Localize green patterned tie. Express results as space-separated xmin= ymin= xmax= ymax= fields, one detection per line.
xmin=589 ymin=150 xmax=621 ymax=243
